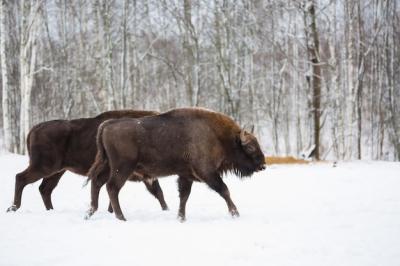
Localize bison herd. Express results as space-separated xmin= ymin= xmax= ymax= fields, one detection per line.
xmin=6 ymin=107 xmax=266 ymax=221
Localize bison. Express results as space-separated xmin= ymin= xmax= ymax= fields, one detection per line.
xmin=6 ymin=110 xmax=168 ymax=212
xmin=86 ymin=107 xmax=265 ymax=221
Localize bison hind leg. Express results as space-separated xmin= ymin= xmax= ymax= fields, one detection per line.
xmin=107 ymin=202 xmax=114 ymax=213
xmin=107 ymin=179 xmax=127 ymax=221
xmin=143 ymin=178 xmax=169 ymax=211
xmin=7 ymin=166 xmax=52 ymax=212
xmin=85 ymin=169 xmax=110 ymax=220
xmin=106 ymin=163 xmax=135 ymax=221
xmin=39 ymin=171 xmax=65 ymax=210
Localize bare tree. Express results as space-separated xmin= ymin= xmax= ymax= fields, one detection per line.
xmin=1 ymin=0 xmax=19 ymax=152
xmin=19 ymin=0 xmax=42 ymax=153
xmin=0 ymin=0 xmax=399 ymax=160
xmin=304 ymin=0 xmax=322 ymax=160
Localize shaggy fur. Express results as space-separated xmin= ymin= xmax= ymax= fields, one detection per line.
xmin=87 ymin=107 xmax=265 ymax=221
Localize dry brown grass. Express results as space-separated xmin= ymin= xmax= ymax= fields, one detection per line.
xmin=265 ymin=156 xmax=309 ymax=165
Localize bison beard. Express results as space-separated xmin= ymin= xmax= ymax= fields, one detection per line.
xmin=6 ymin=110 xmax=169 ymax=213
xmin=86 ymin=107 xmax=266 ymax=221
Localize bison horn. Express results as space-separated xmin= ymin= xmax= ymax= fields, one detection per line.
xmin=240 ymin=130 xmax=251 ymax=145
xmin=242 ymin=124 xmax=254 ymax=134
xmin=249 ymin=124 xmax=254 ymax=134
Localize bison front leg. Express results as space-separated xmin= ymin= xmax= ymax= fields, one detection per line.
xmin=177 ymin=176 xmax=193 ymax=222
xmin=204 ymin=174 xmax=239 ymax=217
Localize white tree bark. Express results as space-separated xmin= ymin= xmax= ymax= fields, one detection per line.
xmin=120 ymin=0 xmax=128 ymax=108
xmin=0 ymin=0 xmax=15 ymax=152
xmin=19 ymin=0 xmax=41 ymax=154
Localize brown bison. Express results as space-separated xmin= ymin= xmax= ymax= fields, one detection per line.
xmin=6 ymin=110 xmax=168 ymax=212
xmin=86 ymin=107 xmax=265 ymax=221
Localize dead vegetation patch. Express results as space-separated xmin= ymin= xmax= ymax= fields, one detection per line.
xmin=265 ymin=156 xmax=310 ymax=165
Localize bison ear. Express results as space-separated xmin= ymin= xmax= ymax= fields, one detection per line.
xmin=240 ymin=130 xmax=251 ymax=146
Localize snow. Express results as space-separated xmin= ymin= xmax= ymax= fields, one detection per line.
xmin=0 ymin=153 xmax=399 ymax=266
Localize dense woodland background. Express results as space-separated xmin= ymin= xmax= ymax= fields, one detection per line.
xmin=0 ymin=0 xmax=399 ymax=160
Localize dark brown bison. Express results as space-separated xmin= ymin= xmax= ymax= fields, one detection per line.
xmin=86 ymin=107 xmax=265 ymax=221
xmin=6 ymin=110 xmax=168 ymax=212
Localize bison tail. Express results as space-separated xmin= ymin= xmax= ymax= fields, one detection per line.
xmin=86 ymin=122 xmax=109 ymax=183
xmin=26 ymin=128 xmax=33 ymax=157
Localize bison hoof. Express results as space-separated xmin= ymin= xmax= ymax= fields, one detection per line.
xmin=177 ymin=212 xmax=186 ymax=222
xmin=230 ymin=209 xmax=240 ymax=218
xmin=6 ymin=205 xmax=18 ymax=212
xmin=116 ymin=214 xmax=127 ymax=221
xmin=162 ymin=205 xmax=169 ymax=211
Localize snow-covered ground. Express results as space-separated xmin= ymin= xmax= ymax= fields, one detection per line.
xmin=0 ymin=153 xmax=399 ymax=266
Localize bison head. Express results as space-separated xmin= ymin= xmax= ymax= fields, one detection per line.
xmin=235 ymin=130 xmax=266 ymax=176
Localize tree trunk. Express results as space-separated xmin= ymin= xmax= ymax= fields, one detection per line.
xmin=306 ymin=0 xmax=322 ymax=160
xmin=0 ymin=0 xmax=18 ymax=153
xmin=19 ymin=0 xmax=41 ymax=154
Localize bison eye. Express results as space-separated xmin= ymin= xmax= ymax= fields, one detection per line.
xmin=245 ymin=144 xmax=256 ymax=153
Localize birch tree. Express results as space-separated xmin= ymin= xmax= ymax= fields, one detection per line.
xmin=0 ymin=0 xmax=399 ymax=160
xmin=19 ymin=0 xmax=42 ymax=154
xmin=1 ymin=0 xmax=19 ymax=152
xmin=182 ymin=0 xmax=200 ymax=106
xmin=304 ymin=0 xmax=322 ymax=160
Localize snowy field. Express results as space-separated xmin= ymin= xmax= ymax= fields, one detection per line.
xmin=0 ymin=153 xmax=399 ymax=266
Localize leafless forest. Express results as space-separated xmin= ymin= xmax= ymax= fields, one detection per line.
xmin=0 ymin=0 xmax=399 ymax=160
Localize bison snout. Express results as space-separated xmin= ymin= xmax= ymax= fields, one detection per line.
xmin=258 ymin=165 xmax=266 ymax=171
